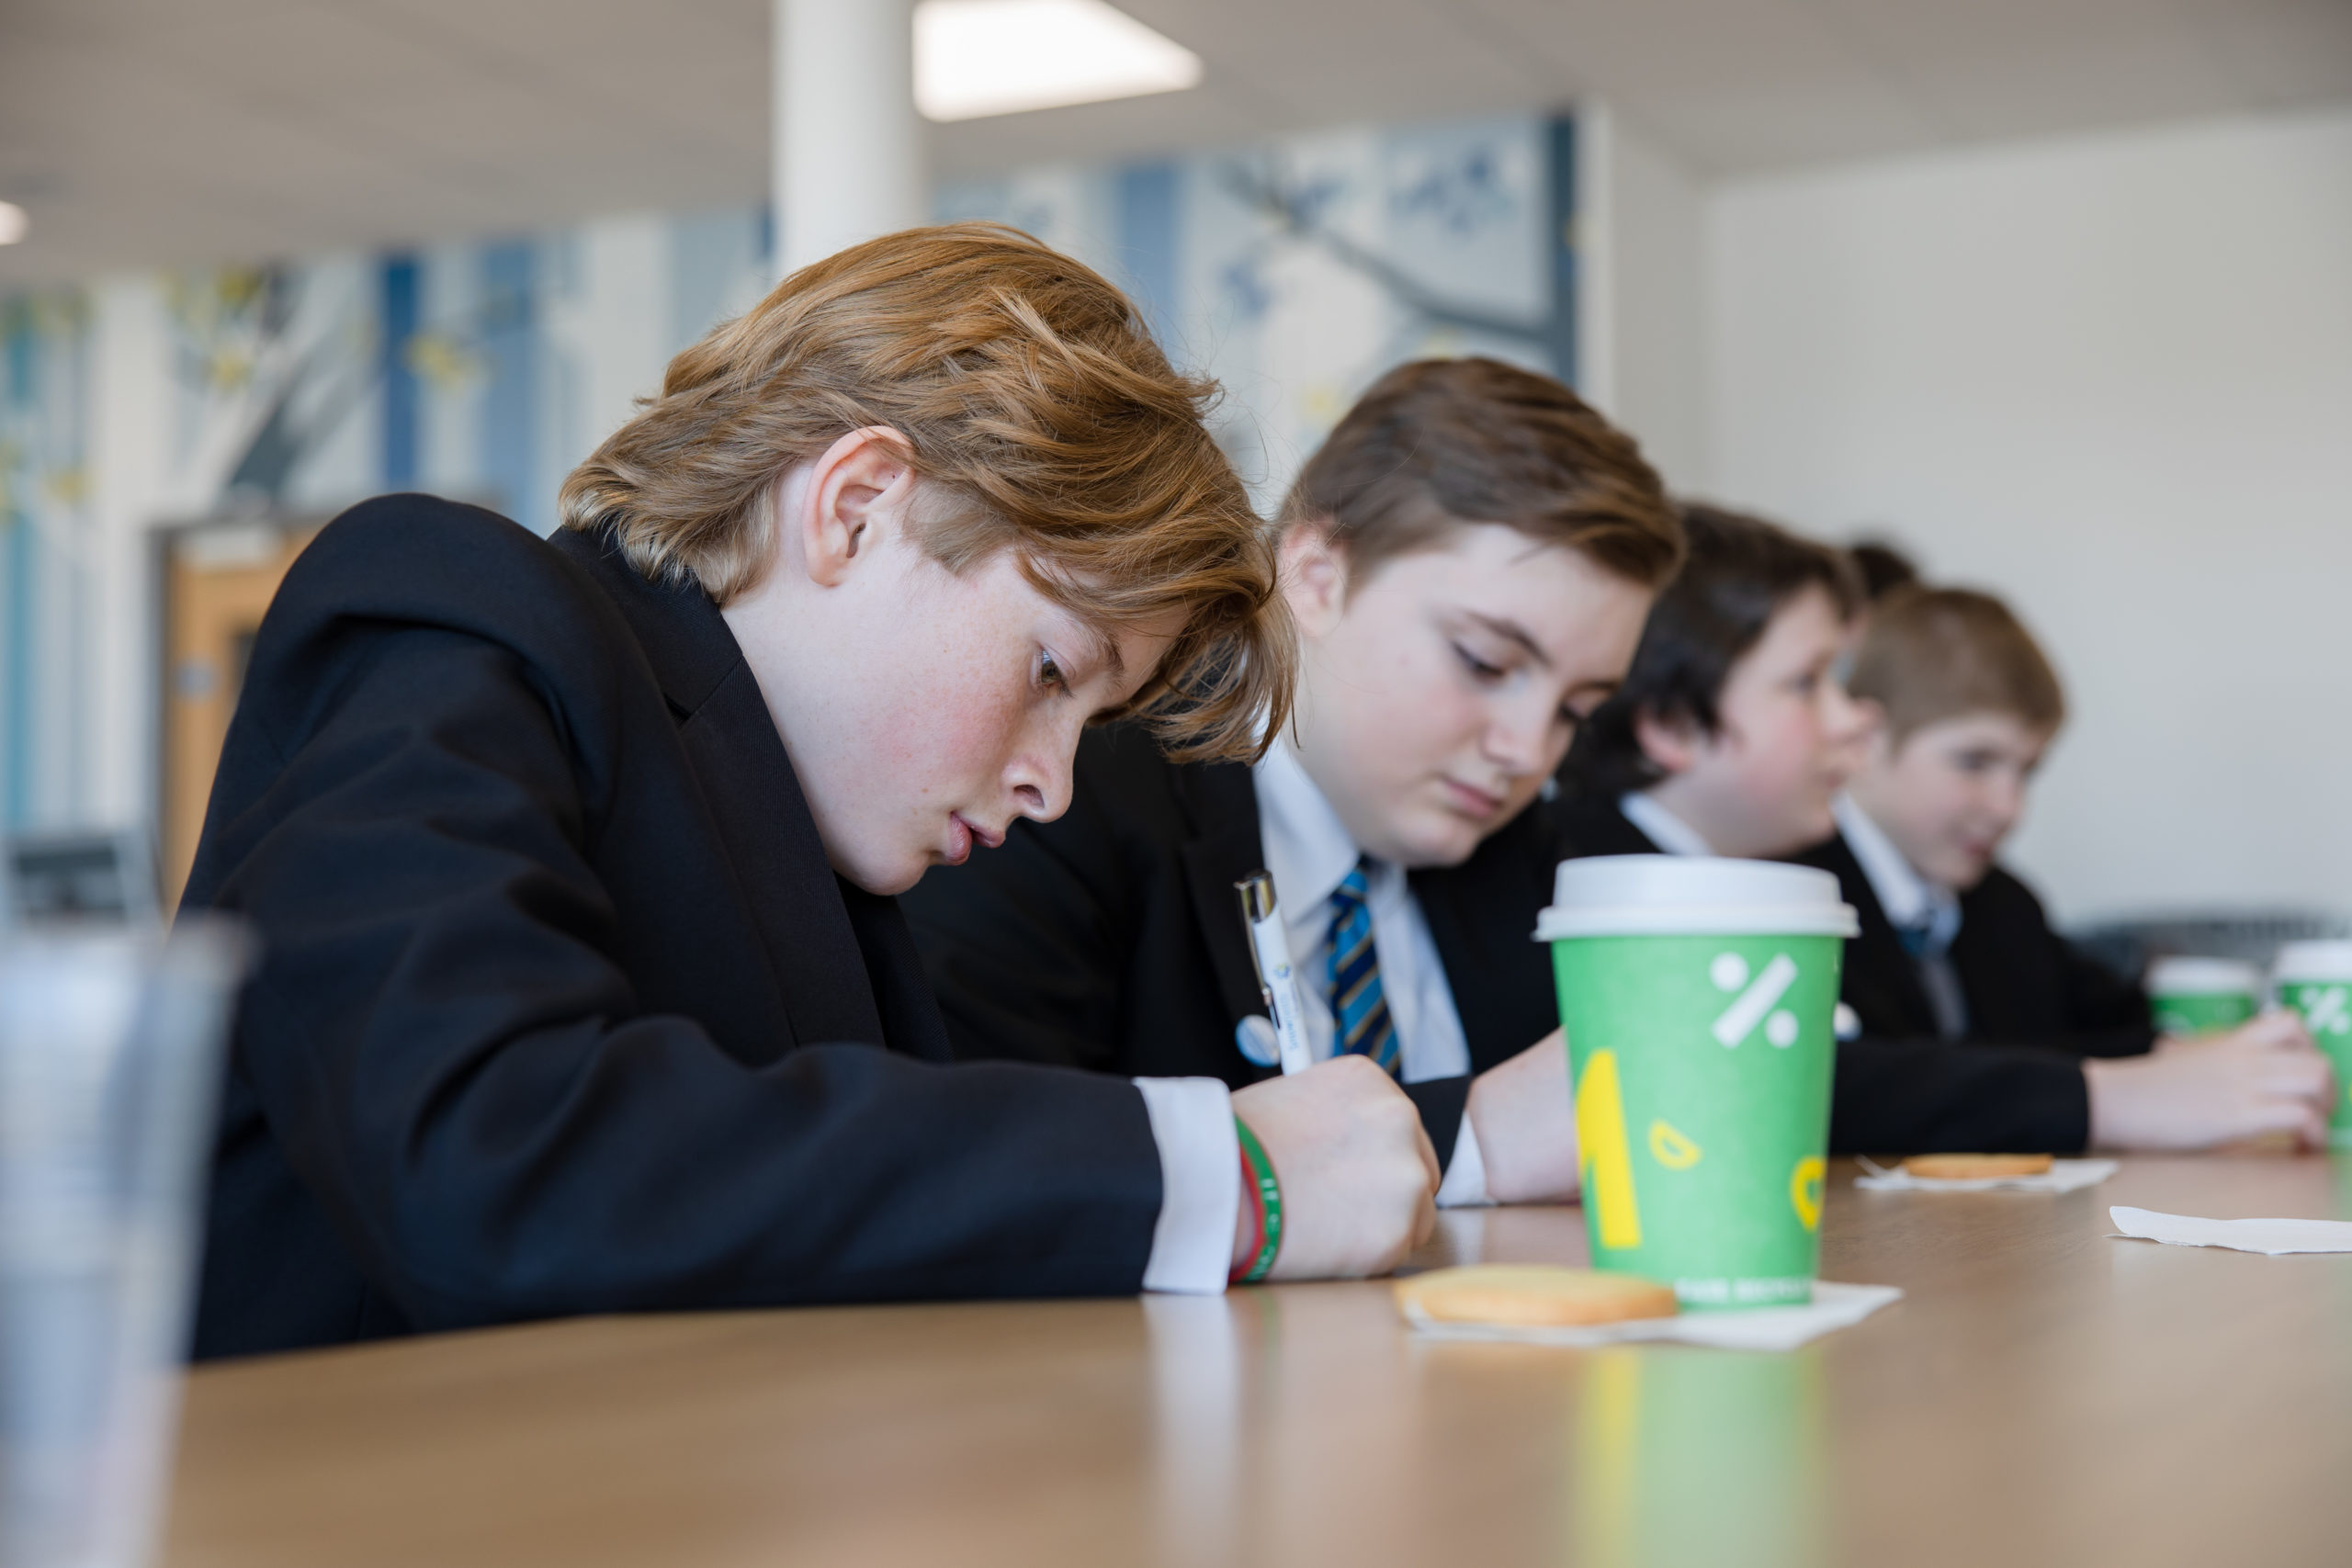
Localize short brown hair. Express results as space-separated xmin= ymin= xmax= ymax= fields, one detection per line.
xmin=1849 ymin=585 xmax=2065 ymax=746
xmin=1565 ymin=503 xmax=1860 ymax=797
xmin=559 ymin=222 xmax=1289 ymax=761
xmin=1280 ymin=357 xmax=1681 ymax=588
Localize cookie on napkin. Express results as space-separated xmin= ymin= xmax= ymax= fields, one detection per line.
xmin=1901 ymin=1153 xmax=2052 ymax=1180
xmin=1394 ymin=1266 xmax=1677 ymax=1328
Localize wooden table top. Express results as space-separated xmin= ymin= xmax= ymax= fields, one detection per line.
xmin=161 ymin=1156 xmax=2352 ymax=1568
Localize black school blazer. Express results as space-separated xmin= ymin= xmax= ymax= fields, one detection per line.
xmin=899 ymin=726 xmax=1567 ymax=1173
xmin=1550 ymin=794 xmax=2101 ymax=1154
xmin=1793 ymin=831 xmax=2153 ymax=1058
xmin=186 ymin=495 xmax=1161 ymax=1360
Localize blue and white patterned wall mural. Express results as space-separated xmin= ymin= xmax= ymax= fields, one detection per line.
xmin=942 ymin=114 xmax=1573 ymax=505
xmin=0 ymin=111 xmax=1573 ymax=834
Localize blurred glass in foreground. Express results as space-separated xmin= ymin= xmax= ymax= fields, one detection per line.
xmin=1 ymin=921 xmax=248 ymax=1568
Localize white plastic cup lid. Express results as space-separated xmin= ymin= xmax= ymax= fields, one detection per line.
xmin=1532 ymin=855 xmax=1859 ymax=941
xmin=2144 ymin=956 xmax=2263 ymax=996
xmin=2272 ymin=940 xmax=2352 ymax=984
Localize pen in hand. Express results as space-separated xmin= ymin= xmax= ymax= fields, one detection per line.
xmin=1237 ymin=871 xmax=1315 ymax=1075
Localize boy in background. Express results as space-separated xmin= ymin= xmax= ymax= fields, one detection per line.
xmin=1555 ymin=504 xmax=1868 ymax=863
xmin=1804 ymin=585 xmax=2332 ymax=1148
xmin=903 ymin=357 xmax=1684 ymax=1205
xmin=1557 ymin=506 xmax=2329 ymax=1153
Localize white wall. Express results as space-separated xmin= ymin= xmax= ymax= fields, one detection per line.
xmin=1706 ymin=107 xmax=2352 ymax=923
xmin=1577 ymin=104 xmax=1709 ymax=493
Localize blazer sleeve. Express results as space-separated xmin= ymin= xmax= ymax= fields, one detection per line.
xmin=206 ymin=624 xmax=1164 ymax=1329
xmin=1830 ymin=1037 xmax=2092 ymax=1155
xmin=2058 ymin=940 xmax=2156 ymax=1057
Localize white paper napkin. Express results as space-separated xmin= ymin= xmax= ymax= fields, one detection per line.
xmin=2109 ymin=1206 xmax=2352 ymax=1255
xmin=1854 ymin=1156 xmax=2118 ymax=1193
xmin=1401 ymin=1280 xmax=1902 ymax=1352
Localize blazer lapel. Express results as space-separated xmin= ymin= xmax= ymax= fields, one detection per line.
xmin=1819 ymin=833 xmax=1942 ymax=1041
xmin=1415 ymin=805 xmax=1565 ymax=1075
xmin=550 ymin=528 xmax=891 ymax=1054
xmin=674 ymin=667 xmax=892 ymax=1049
xmin=1174 ymin=761 xmax=1277 ymax=1029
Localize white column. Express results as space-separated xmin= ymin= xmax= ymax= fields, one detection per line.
xmin=85 ymin=276 xmax=175 ymax=833
xmin=774 ymin=0 xmax=925 ymax=277
xmin=1572 ymin=101 xmax=1619 ymax=421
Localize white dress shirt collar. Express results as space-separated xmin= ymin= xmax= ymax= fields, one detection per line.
xmin=1619 ymin=791 xmax=1718 ymax=858
xmin=1252 ymin=739 xmax=1362 ymax=918
xmin=1836 ymin=793 xmax=1960 ymax=944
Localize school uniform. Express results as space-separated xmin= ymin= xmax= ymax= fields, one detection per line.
xmin=1794 ymin=796 xmax=2154 ymax=1060
xmin=1550 ymin=790 xmax=2106 ymax=1154
xmin=899 ymin=729 xmax=1566 ymax=1200
xmin=185 ymin=494 xmax=1236 ymax=1361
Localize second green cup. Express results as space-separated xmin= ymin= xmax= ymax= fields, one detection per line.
xmin=2145 ymin=956 xmax=2262 ymax=1038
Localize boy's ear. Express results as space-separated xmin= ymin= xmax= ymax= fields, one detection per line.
xmin=794 ymin=426 xmax=916 ymax=589
xmin=1276 ymin=518 xmax=1351 ymax=637
xmin=1633 ymin=705 xmax=1702 ymax=777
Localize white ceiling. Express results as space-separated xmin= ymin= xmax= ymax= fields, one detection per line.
xmin=4 ymin=0 xmax=2348 ymax=287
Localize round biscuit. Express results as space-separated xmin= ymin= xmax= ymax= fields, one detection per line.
xmin=1393 ymin=1265 xmax=1678 ymax=1327
xmin=1901 ymin=1153 xmax=2053 ymax=1179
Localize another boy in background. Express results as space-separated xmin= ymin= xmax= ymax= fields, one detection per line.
xmin=903 ymin=357 xmax=1685 ymax=1206
xmin=1555 ymin=504 xmax=1868 ymax=863
xmin=1556 ymin=506 xmax=2329 ymax=1153
xmin=1803 ymin=585 xmax=2331 ymax=1148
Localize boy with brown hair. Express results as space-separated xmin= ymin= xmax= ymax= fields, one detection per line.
xmin=903 ymin=355 xmax=1683 ymax=1205
xmin=1805 ymin=584 xmax=2333 ymax=1148
xmin=185 ymin=225 xmax=1439 ymax=1359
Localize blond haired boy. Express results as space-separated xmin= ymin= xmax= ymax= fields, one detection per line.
xmin=185 ymin=225 xmax=1436 ymax=1359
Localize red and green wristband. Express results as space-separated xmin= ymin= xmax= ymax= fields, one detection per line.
xmin=1230 ymin=1118 xmax=1283 ymax=1286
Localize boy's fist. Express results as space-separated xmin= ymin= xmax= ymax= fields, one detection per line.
xmin=1231 ymin=1055 xmax=1438 ymax=1280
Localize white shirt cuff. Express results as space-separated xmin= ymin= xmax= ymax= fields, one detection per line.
xmin=1435 ymin=1110 xmax=1494 ymax=1208
xmin=1134 ymin=1077 xmax=1238 ymax=1293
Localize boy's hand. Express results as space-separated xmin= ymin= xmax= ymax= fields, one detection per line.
xmin=1466 ymin=1030 xmax=1583 ymax=1202
xmin=2085 ymin=1011 xmax=2335 ymax=1150
xmin=1232 ymin=1055 xmax=1438 ymax=1280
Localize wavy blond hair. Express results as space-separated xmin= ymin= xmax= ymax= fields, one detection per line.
xmin=560 ymin=222 xmax=1290 ymax=760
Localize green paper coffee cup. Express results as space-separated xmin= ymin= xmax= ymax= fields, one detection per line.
xmin=1536 ymin=856 xmax=1857 ymax=1312
xmin=2272 ymin=941 xmax=2352 ymax=1148
xmin=2145 ymin=956 xmax=2262 ymax=1037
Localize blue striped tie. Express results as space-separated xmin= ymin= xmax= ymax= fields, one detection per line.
xmin=1327 ymin=859 xmax=1398 ymax=1074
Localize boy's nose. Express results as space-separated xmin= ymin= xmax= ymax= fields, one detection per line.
xmin=1005 ymin=753 xmax=1071 ymax=824
xmin=1823 ymin=682 xmax=1870 ymax=740
xmin=1484 ymin=705 xmax=1551 ymax=773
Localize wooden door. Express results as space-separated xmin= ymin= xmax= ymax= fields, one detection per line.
xmin=161 ymin=521 xmax=316 ymax=908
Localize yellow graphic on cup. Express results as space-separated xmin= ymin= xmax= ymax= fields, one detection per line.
xmin=1789 ymin=1156 xmax=1825 ymax=1231
xmin=1648 ymin=1120 xmax=1702 ymax=1170
xmin=1577 ymin=1050 xmax=1641 ymax=1249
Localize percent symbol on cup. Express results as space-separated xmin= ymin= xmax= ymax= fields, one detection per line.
xmin=1709 ymin=953 xmax=1801 ymax=1049
xmin=2303 ymin=987 xmax=2351 ymax=1036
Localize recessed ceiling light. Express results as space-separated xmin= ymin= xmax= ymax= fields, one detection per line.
xmin=0 ymin=203 xmax=25 ymax=246
xmin=914 ymin=0 xmax=1203 ymax=122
